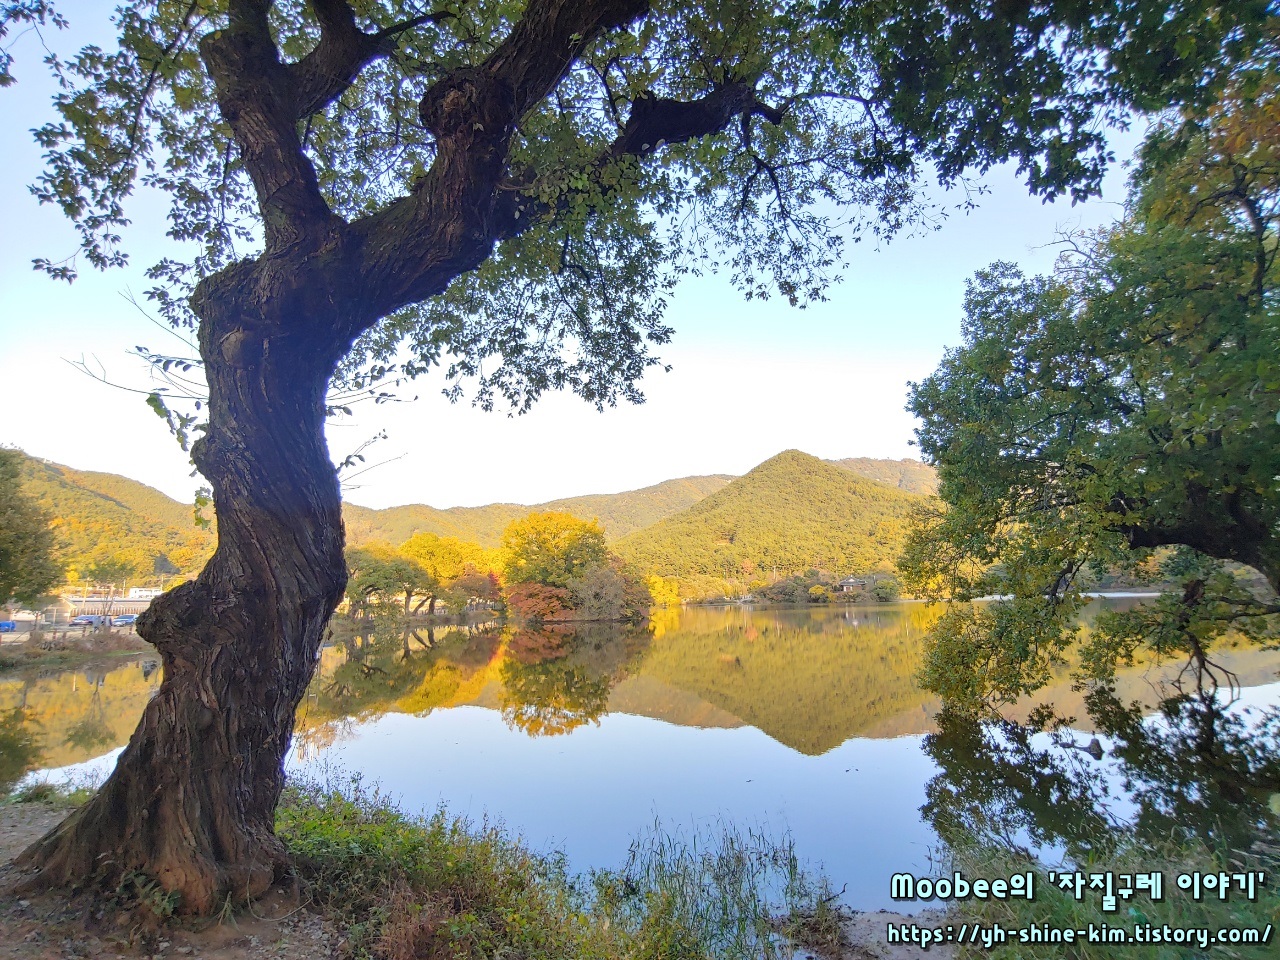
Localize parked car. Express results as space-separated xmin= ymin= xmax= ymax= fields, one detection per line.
xmin=0 ymin=621 xmax=16 ymax=633
xmin=69 ymin=614 xmax=111 ymax=627
xmin=112 ymin=614 xmax=139 ymax=627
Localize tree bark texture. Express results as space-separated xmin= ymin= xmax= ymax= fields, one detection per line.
xmin=17 ymin=302 xmax=349 ymax=913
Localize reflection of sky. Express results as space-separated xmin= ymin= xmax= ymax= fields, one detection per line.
xmin=287 ymin=708 xmax=941 ymax=911
xmin=20 ymin=679 xmax=1280 ymax=913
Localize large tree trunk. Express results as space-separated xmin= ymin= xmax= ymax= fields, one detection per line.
xmin=16 ymin=307 xmax=348 ymax=914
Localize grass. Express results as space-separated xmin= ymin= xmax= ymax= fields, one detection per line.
xmin=3 ymin=778 xmax=97 ymax=807
xmin=945 ymin=836 xmax=1279 ymax=959
xmin=0 ymin=630 xmax=151 ymax=672
xmin=276 ymin=773 xmax=844 ymax=960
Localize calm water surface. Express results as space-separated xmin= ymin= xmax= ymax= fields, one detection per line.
xmin=3 ymin=601 xmax=1277 ymax=909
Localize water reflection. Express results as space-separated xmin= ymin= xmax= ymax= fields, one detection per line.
xmin=0 ymin=657 xmax=162 ymax=788
xmin=500 ymin=625 xmax=648 ymax=736
xmin=294 ymin=604 xmax=949 ymax=755
xmin=0 ymin=604 xmax=1276 ymax=910
xmin=923 ymin=670 xmax=1280 ymax=866
xmin=296 ymin=622 xmax=505 ymax=754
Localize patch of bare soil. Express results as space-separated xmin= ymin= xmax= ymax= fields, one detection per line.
xmin=0 ymin=803 xmax=338 ymax=960
xmin=834 ymin=908 xmax=956 ymax=960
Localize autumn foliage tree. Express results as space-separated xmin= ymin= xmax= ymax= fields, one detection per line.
xmin=6 ymin=0 xmax=1274 ymax=914
xmin=344 ymin=542 xmax=435 ymax=615
xmin=399 ymin=531 xmax=499 ymax=612
xmin=502 ymin=512 xmax=608 ymax=589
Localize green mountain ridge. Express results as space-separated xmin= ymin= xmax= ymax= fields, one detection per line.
xmin=344 ymin=474 xmax=736 ymax=547
xmin=11 ymin=448 xmax=935 ymax=586
xmin=616 ymin=450 xmax=927 ymax=593
xmin=16 ymin=454 xmax=216 ymax=582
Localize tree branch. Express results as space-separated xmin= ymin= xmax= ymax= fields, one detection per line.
xmin=200 ymin=0 xmax=335 ymax=252
xmin=492 ymin=82 xmax=788 ymax=241
xmin=289 ymin=0 xmax=454 ymax=121
xmin=344 ymin=0 xmax=651 ymax=323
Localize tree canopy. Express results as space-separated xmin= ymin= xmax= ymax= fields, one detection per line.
xmin=13 ymin=0 xmax=1275 ymax=411
xmin=902 ymin=75 xmax=1280 ymax=710
xmin=0 ymin=449 xmax=62 ymax=606
xmin=345 ymin=541 xmax=436 ymax=614
xmin=502 ymin=511 xmax=609 ymax=588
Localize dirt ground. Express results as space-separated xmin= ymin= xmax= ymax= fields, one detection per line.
xmin=0 ymin=802 xmax=951 ymax=960
xmin=0 ymin=803 xmax=338 ymax=960
xmin=832 ymin=908 xmax=956 ymax=960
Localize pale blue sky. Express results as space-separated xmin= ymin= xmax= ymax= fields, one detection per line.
xmin=0 ymin=4 xmax=1141 ymax=509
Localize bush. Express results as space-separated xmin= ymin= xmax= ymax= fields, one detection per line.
xmin=504 ymin=582 xmax=572 ymax=622
xmin=872 ymin=578 xmax=901 ymax=602
xmin=278 ymin=775 xmax=841 ymax=960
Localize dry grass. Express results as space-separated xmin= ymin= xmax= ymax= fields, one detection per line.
xmin=0 ymin=630 xmax=150 ymax=670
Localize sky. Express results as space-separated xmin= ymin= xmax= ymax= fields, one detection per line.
xmin=0 ymin=4 xmax=1142 ymax=510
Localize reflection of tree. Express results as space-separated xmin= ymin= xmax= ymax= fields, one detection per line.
xmin=1083 ymin=686 xmax=1280 ymax=857
xmin=0 ymin=708 xmax=42 ymax=794
xmin=923 ymin=662 xmax=1280 ymax=864
xmin=294 ymin=621 xmax=505 ymax=752
xmin=498 ymin=624 xmax=649 ymax=737
xmin=924 ymin=706 xmax=1116 ymax=862
xmin=64 ymin=671 xmax=114 ymax=752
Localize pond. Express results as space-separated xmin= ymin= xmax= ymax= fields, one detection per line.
xmin=2 ymin=600 xmax=1278 ymax=910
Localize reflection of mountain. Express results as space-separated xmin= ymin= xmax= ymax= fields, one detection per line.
xmin=11 ymin=604 xmax=1278 ymax=782
xmin=293 ymin=607 xmax=947 ymax=753
xmin=606 ymin=676 xmax=743 ymax=730
xmin=634 ymin=605 xmax=942 ymax=754
xmin=0 ymin=658 xmax=161 ymax=770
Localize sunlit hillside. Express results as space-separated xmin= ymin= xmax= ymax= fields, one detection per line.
xmin=616 ymin=450 xmax=928 ymax=596
xmin=343 ymin=474 xmax=734 ymax=547
xmin=16 ymin=451 xmax=215 ymax=581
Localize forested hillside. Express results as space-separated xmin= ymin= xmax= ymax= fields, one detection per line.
xmin=16 ymin=452 xmax=214 ymax=583
xmin=14 ymin=449 xmax=929 ymax=592
xmin=617 ymin=450 xmax=926 ymax=597
xmin=829 ymin=457 xmax=937 ymax=495
xmin=344 ymin=474 xmax=733 ymax=547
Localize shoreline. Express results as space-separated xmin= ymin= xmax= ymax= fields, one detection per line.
xmin=0 ymin=794 xmax=955 ymax=960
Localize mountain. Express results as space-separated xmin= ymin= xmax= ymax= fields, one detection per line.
xmin=13 ymin=447 xmax=931 ymax=587
xmin=828 ymin=457 xmax=937 ymax=495
xmin=16 ymin=452 xmax=215 ymax=581
xmin=344 ymin=474 xmax=734 ymax=547
xmin=616 ymin=450 xmax=926 ymax=594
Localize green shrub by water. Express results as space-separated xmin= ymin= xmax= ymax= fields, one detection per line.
xmin=277 ymin=774 xmax=842 ymax=960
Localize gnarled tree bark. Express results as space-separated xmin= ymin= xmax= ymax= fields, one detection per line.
xmin=18 ymin=287 xmax=353 ymax=912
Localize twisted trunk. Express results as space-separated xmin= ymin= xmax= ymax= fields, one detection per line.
xmin=17 ymin=306 xmax=348 ymax=914
xmin=12 ymin=0 xmax=753 ymax=915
